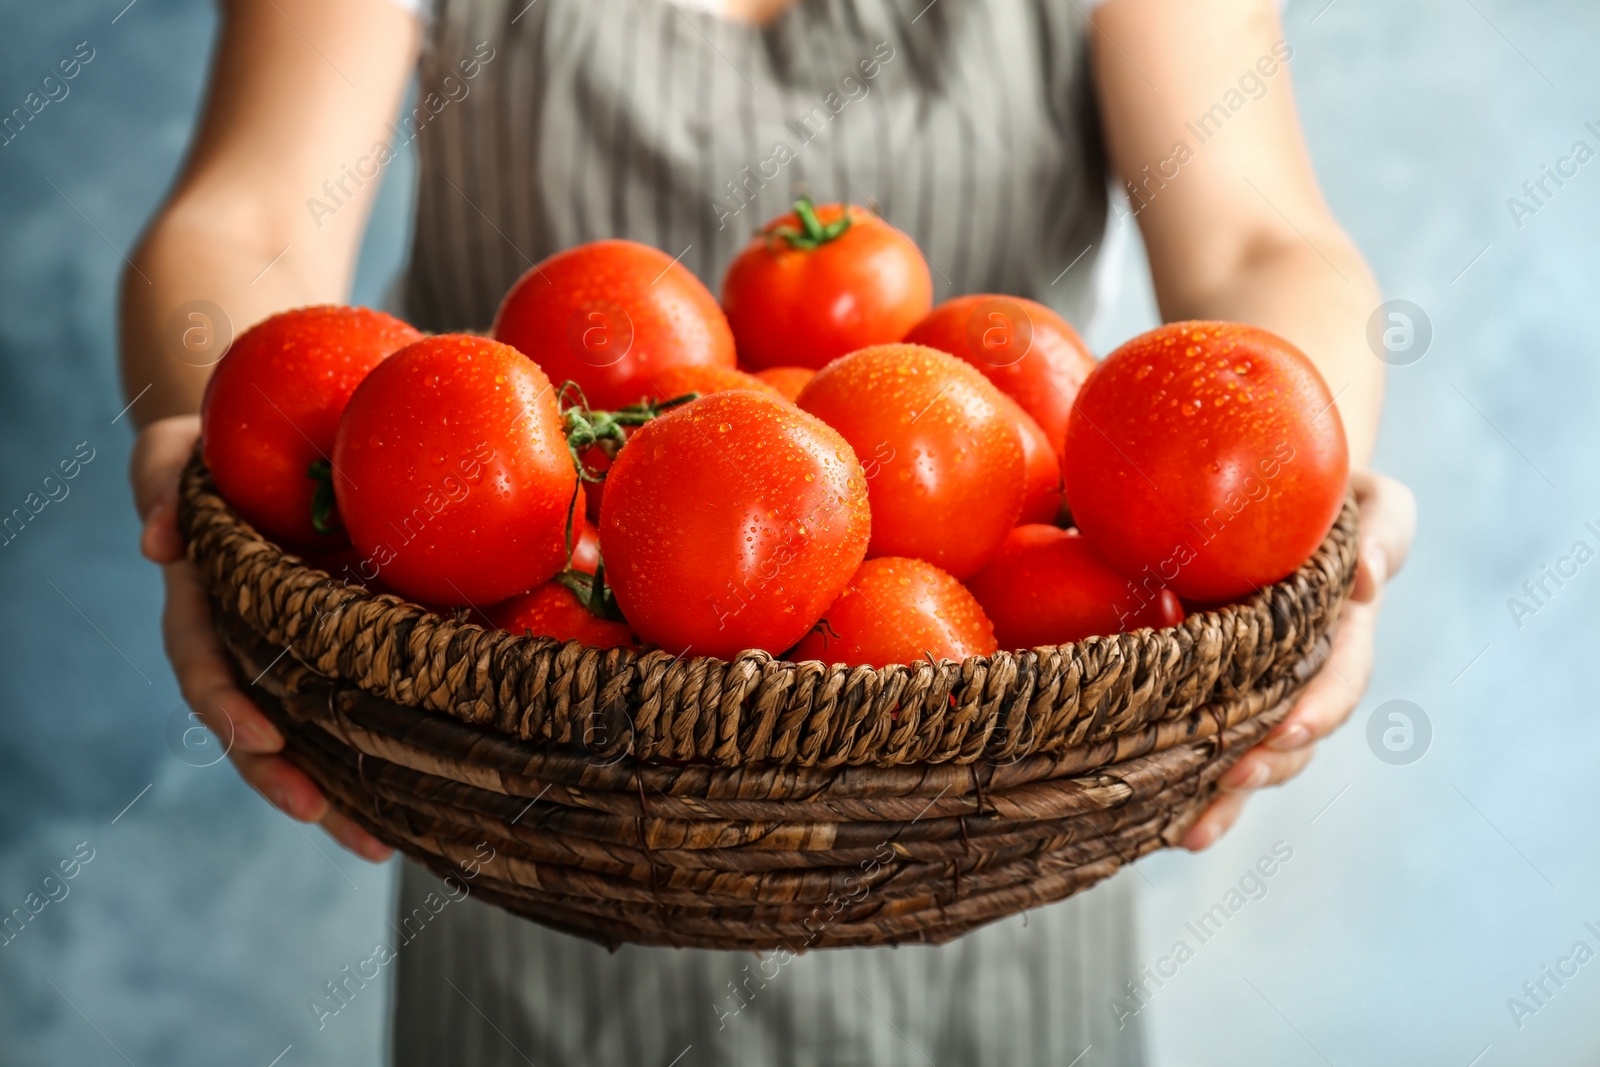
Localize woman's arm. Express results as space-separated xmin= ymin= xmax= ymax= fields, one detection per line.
xmin=122 ymin=0 xmax=419 ymax=424
xmin=122 ymin=0 xmax=419 ymax=859
xmin=1091 ymin=0 xmax=1417 ymax=847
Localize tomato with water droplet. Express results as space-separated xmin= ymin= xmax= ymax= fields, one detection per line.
xmin=788 ymin=556 xmax=996 ymax=667
xmin=483 ymin=581 xmax=636 ymax=649
xmin=201 ymin=305 xmax=420 ymax=547
xmin=903 ymin=293 xmax=1096 ymax=455
xmin=1061 ymin=321 xmax=1348 ymax=602
xmin=332 ymin=334 xmax=576 ymax=606
xmin=599 ymin=390 xmax=871 ymax=658
xmin=493 ymin=239 xmax=735 ymax=410
xmin=796 ymin=343 xmax=1025 ymax=579
xmin=966 ymin=525 xmax=1184 ymax=649
xmin=722 ymin=200 xmax=932 ymax=370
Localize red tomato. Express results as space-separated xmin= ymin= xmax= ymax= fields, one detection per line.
xmin=722 ymin=200 xmax=933 ymax=370
xmin=903 ymin=293 xmax=1096 ymax=453
xmin=599 ymin=391 xmax=871 ymax=659
xmin=644 ymin=363 xmax=780 ymax=401
xmin=201 ymin=305 xmax=421 ymax=547
xmin=795 ymin=344 xmax=1025 ymax=580
xmin=492 ymin=239 xmax=735 ymax=410
xmin=788 ymin=557 xmax=996 ymax=667
xmin=484 ymin=581 xmax=636 ymax=650
xmin=966 ymin=525 xmax=1184 ymax=649
xmin=1062 ymin=322 xmax=1349 ymax=603
xmin=332 ymin=334 xmax=577 ymax=606
xmin=752 ymin=366 xmax=815 ymax=402
xmin=571 ymin=515 xmax=601 ymax=576
xmin=995 ymin=391 xmax=1064 ymax=525
xmin=578 ymin=443 xmax=612 ymax=524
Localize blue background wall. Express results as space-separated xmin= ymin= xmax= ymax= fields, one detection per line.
xmin=1 ymin=2 xmax=1595 ymax=1065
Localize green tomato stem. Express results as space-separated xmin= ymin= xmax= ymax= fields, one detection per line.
xmin=768 ymin=195 xmax=853 ymax=251
xmin=307 ymin=459 xmax=341 ymax=535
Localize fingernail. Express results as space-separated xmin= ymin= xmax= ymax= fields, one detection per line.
xmin=358 ymin=836 xmax=394 ymax=863
xmin=1184 ymin=822 xmax=1215 ymax=851
xmin=266 ymin=785 xmax=295 ymax=816
xmin=1221 ymin=760 xmax=1268 ymax=791
xmin=276 ymin=784 xmax=320 ymax=822
xmin=139 ymin=506 xmax=166 ymax=560
xmin=236 ymin=715 xmax=282 ymax=752
xmin=1267 ymin=724 xmax=1311 ymax=751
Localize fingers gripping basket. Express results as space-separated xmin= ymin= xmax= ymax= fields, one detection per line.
xmin=178 ymin=450 xmax=1358 ymax=951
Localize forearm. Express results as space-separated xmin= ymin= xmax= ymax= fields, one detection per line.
xmin=116 ymin=0 xmax=419 ymax=429
xmin=1153 ymin=233 xmax=1384 ymax=467
xmin=119 ymin=202 xmax=351 ymax=427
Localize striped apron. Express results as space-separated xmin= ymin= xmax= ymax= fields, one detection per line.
xmin=392 ymin=1 xmax=1143 ymax=1063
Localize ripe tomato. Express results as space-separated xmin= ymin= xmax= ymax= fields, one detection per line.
xmin=795 ymin=344 xmax=1024 ymax=580
xmin=966 ymin=525 xmax=1184 ymax=649
xmin=1062 ymin=322 xmax=1349 ymax=603
xmin=644 ymin=363 xmax=780 ymax=401
xmin=903 ymin=293 xmax=1096 ymax=453
xmin=722 ymin=200 xmax=932 ymax=370
xmin=492 ymin=239 xmax=735 ymax=410
xmin=788 ymin=557 xmax=996 ymax=667
xmin=752 ymin=366 xmax=815 ymax=402
xmin=571 ymin=515 xmax=601 ymax=575
xmin=578 ymin=443 xmax=613 ymax=523
xmin=483 ymin=581 xmax=636 ymax=650
xmin=201 ymin=305 xmax=420 ymax=547
xmin=995 ymin=391 xmax=1064 ymax=525
xmin=599 ymin=391 xmax=871 ymax=659
xmin=332 ymin=334 xmax=577 ymax=607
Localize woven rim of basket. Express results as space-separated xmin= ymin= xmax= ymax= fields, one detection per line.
xmin=178 ymin=448 xmax=1359 ymax=769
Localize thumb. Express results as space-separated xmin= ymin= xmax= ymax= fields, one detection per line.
xmin=141 ymin=497 xmax=185 ymax=564
xmin=130 ymin=414 xmax=201 ymax=565
xmin=1350 ymin=471 xmax=1416 ymax=603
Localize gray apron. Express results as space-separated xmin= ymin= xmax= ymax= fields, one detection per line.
xmin=393 ymin=1 xmax=1142 ymax=1063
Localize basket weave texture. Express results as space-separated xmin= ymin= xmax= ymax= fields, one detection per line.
xmin=178 ymin=449 xmax=1358 ymax=950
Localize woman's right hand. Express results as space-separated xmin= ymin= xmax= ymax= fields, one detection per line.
xmin=132 ymin=414 xmax=392 ymax=862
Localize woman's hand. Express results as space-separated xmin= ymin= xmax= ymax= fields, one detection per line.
xmin=1181 ymin=470 xmax=1417 ymax=851
xmin=132 ymin=414 xmax=392 ymax=862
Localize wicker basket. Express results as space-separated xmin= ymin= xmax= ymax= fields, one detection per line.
xmin=178 ymin=449 xmax=1357 ymax=950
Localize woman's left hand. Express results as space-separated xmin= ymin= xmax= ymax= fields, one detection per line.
xmin=1181 ymin=470 xmax=1417 ymax=851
